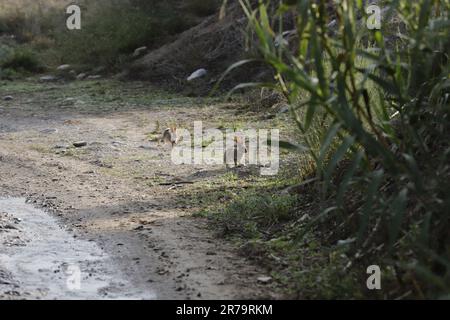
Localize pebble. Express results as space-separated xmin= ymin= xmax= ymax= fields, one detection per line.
xmin=57 ymin=64 xmax=71 ymax=71
xmin=40 ymin=75 xmax=57 ymax=82
xmin=132 ymin=46 xmax=148 ymax=58
xmin=73 ymin=141 xmax=87 ymax=148
xmin=54 ymin=144 xmax=70 ymax=149
xmin=40 ymin=128 xmax=58 ymax=134
xmin=87 ymin=75 xmax=102 ymax=80
xmin=278 ymin=104 xmax=290 ymax=113
xmin=257 ymin=276 xmax=272 ymax=284
xmin=187 ymin=68 xmax=207 ymax=82
xmin=76 ymin=73 xmax=87 ymax=80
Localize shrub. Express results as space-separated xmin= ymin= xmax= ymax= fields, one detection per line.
xmin=1 ymin=47 xmax=43 ymax=73
xmin=50 ymin=1 xmax=201 ymax=69
xmin=0 ymin=1 xmax=201 ymax=70
xmin=52 ymin=5 xmax=154 ymax=68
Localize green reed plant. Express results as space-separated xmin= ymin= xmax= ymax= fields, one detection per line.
xmin=233 ymin=0 xmax=449 ymax=297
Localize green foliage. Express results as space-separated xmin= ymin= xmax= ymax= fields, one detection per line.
xmin=0 ymin=0 xmax=205 ymax=70
xmin=54 ymin=6 xmax=156 ymax=67
xmin=236 ymin=0 xmax=450 ymax=298
xmin=1 ymin=47 xmax=43 ymax=73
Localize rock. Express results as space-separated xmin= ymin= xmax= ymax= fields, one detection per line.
xmin=76 ymin=73 xmax=87 ymax=80
xmin=133 ymin=46 xmax=148 ymax=58
xmin=337 ymin=238 xmax=356 ymax=246
xmin=257 ymin=276 xmax=272 ymax=284
xmin=63 ymin=97 xmax=76 ymax=103
xmin=278 ymin=104 xmax=290 ymax=114
xmin=299 ymin=214 xmax=310 ymax=223
xmin=3 ymin=96 xmax=13 ymax=101
xmin=60 ymin=98 xmax=77 ymax=107
xmin=54 ymin=144 xmax=70 ymax=149
xmin=40 ymin=128 xmax=58 ymax=134
xmin=87 ymin=75 xmax=102 ymax=80
xmin=187 ymin=68 xmax=207 ymax=81
xmin=57 ymin=64 xmax=71 ymax=71
xmin=40 ymin=75 xmax=57 ymax=82
xmin=73 ymin=141 xmax=87 ymax=148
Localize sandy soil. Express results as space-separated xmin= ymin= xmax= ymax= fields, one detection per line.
xmin=0 ymin=79 xmax=280 ymax=299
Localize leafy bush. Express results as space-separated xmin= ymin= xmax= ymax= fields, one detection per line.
xmin=53 ymin=5 xmax=156 ymax=67
xmin=0 ymin=0 xmax=203 ymax=70
xmin=1 ymin=47 xmax=43 ymax=73
xmin=234 ymin=0 xmax=450 ymax=298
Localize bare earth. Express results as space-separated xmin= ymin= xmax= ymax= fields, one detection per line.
xmin=0 ymin=79 xmax=280 ymax=299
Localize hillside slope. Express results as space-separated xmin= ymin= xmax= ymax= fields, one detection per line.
xmin=122 ymin=2 xmax=269 ymax=94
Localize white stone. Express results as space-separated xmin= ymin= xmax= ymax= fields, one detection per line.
xmin=133 ymin=46 xmax=148 ymax=57
xmin=257 ymin=276 xmax=272 ymax=284
xmin=87 ymin=75 xmax=102 ymax=80
xmin=76 ymin=73 xmax=87 ymax=80
xmin=57 ymin=64 xmax=71 ymax=71
xmin=39 ymin=75 xmax=57 ymax=82
xmin=187 ymin=68 xmax=207 ymax=81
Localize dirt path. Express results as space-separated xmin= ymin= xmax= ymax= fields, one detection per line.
xmin=0 ymin=79 xmax=279 ymax=299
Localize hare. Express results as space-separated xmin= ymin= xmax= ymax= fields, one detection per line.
xmin=224 ymin=136 xmax=247 ymax=167
xmin=160 ymin=126 xmax=178 ymax=147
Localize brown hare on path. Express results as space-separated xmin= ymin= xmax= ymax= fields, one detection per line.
xmin=224 ymin=136 xmax=247 ymax=168
xmin=160 ymin=126 xmax=178 ymax=147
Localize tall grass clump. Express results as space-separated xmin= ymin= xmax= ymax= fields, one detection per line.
xmin=51 ymin=1 xmax=206 ymax=68
xmin=233 ymin=0 xmax=449 ymax=298
xmin=0 ymin=41 xmax=43 ymax=77
xmin=53 ymin=4 xmax=156 ymax=68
